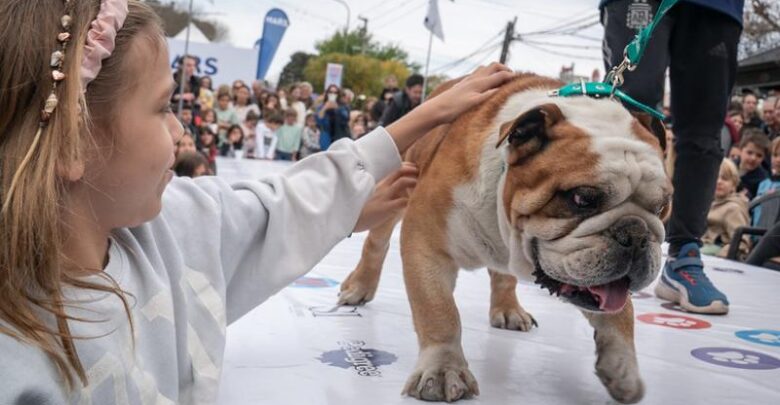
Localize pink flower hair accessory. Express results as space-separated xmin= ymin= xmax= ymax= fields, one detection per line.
xmin=80 ymin=0 xmax=129 ymax=92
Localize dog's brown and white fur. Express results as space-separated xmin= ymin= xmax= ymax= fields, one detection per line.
xmin=338 ymin=74 xmax=672 ymax=403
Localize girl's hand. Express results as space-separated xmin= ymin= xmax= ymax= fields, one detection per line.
xmin=354 ymin=162 xmax=418 ymax=232
xmin=385 ymin=62 xmax=514 ymax=155
xmin=425 ymin=62 xmax=514 ymax=125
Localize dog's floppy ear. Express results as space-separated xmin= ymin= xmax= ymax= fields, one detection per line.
xmin=632 ymin=112 xmax=667 ymax=153
xmin=496 ymin=103 xmax=563 ymax=163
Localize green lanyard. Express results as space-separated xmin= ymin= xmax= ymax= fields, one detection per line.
xmin=550 ymin=0 xmax=680 ymax=121
xmin=548 ymin=81 xmax=665 ymax=120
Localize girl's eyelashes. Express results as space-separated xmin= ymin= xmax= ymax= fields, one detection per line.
xmin=160 ymin=105 xmax=173 ymax=114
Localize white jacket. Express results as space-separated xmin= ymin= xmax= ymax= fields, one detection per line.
xmin=0 ymin=128 xmax=401 ymax=404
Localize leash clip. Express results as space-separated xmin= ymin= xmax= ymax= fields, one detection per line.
xmin=605 ymin=55 xmax=635 ymax=98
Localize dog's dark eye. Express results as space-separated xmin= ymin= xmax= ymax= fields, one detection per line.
xmin=566 ymin=187 xmax=604 ymax=212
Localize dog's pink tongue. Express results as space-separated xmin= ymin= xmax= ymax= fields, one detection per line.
xmin=587 ymin=278 xmax=630 ymax=313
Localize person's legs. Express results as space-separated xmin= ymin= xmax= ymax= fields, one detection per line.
xmin=655 ymin=3 xmax=741 ymax=314
xmin=601 ymin=0 xmax=671 ymax=109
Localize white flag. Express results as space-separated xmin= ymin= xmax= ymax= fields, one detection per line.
xmin=424 ymin=0 xmax=444 ymax=41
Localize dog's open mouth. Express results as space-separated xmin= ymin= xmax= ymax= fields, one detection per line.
xmin=532 ymin=269 xmax=630 ymax=313
xmin=530 ymin=239 xmax=630 ymax=313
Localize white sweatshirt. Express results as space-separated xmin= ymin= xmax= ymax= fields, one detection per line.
xmin=0 ymin=128 xmax=401 ymax=404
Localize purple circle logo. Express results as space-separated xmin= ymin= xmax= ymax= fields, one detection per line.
xmin=691 ymin=347 xmax=780 ymax=370
xmin=291 ymin=276 xmax=340 ymax=288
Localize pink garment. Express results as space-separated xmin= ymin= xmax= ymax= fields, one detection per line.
xmin=80 ymin=0 xmax=128 ymax=92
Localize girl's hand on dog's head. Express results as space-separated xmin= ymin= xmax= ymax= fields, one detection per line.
xmin=429 ymin=63 xmax=514 ymax=124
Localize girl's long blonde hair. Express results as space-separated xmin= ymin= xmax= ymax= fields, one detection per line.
xmin=0 ymin=0 xmax=163 ymax=389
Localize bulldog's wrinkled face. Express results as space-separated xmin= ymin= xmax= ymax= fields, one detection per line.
xmin=496 ymin=93 xmax=672 ymax=313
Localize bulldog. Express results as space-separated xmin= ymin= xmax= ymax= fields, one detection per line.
xmin=338 ymin=73 xmax=672 ymax=403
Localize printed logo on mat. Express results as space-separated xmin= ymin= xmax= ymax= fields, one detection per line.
xmin=637 ymin=313 xmax=711 ymax=329
xmin=318 ymin=340 xmax=397 ymax=376
xmin=735 ymin=330 xmax=780 ymax=347
xmin=291 ymin=276 xmax=340 ymax=288
xmin=691 ymin=347 xmax=780 ymax=370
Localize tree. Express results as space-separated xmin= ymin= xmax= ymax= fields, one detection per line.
xmin=314 ymin=28 xmax=414 ymax=69
xmin=741 ymin=0 xmax=780 ymax=58
xmin=303 ymin=53 xmax=409 ymax=98
xmin=278 ymin=52 xmax=314 ymax=89
xmin=144 ymin=0 xmax=230 ymax=42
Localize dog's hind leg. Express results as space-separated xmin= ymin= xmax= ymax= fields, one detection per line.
xmin=488 ymin=270 xmax=537 ymax=331
xmin=338 ymin=212 xmax=403 ymax=305
xmin=582 ymin=298 xmax=645 ymax=404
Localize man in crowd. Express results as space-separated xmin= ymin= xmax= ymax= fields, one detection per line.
xmin=767 ymin=98 xmax=780 ymax=140
xmin=379 ymin=74 xmax=424 ymax=127
xmin=172 ymin=55 xmax=200 ymax=112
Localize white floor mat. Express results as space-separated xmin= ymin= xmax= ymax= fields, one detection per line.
xmin=215 ymin=158 xmax=780 ymax=405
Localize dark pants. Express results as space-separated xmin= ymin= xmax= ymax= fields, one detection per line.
xmin=602 ymin=1 xmax=742 ymax=251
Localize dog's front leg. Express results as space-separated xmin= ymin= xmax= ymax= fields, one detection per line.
xmin=400 ymin=222 xmax=478 ymax=402
xmin=582 ymin=298 xmax=645 ymax=404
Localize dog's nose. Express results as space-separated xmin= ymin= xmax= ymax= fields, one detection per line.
xmin=608 ymin=216 xmax=649 ymax=251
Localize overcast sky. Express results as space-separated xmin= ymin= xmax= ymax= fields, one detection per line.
xmin=188 ymin=0 xmax=605 ymax=84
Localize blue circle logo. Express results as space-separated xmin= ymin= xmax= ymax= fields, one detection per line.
xmin=735 ymin=330 xmax=780 ymax=347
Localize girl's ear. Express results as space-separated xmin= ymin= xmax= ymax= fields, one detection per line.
xmin=57 ymin=159 xmax=85 ymax=182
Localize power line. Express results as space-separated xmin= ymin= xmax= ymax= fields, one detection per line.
xmin=428 ymin=29 xmax=504 ymax=72
xmin=521 ymin=39 xmax=602 ymax=51
xmin=432 ymin=41 xmax=504 ymax=74
xmin=370 ymin=0 xmax=420 ymax=24
xmin=373 ymin=1 xmax=428 ymax=30
xmin=518 ymin=41 xmax=602 ymax=61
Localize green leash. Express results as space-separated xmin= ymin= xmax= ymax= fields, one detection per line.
xmin=551 ymin=0 xmax=680 ymax=121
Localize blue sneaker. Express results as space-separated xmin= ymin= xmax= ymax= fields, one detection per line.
xmin=654 ymin=242 xmax=729 ymax=314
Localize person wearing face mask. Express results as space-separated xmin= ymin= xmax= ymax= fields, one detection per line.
xmin=316 ymin=85 xmax=350 ymax=150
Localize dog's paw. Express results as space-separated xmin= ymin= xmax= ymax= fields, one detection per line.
xmin=337 ymin=272 xmax=378 ymax=306
xmin=402 ymin=347 xmax=479 ymax=402
xmin=489 ymin=305 xmax=538 ymax=332
xmin=595 ymin=348 xmax=645 ymax=404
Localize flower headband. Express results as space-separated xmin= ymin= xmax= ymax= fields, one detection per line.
xmin=2 ymin=0 xmax=129 ymax=213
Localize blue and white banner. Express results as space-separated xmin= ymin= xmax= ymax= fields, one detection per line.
xmin=256 ymin=8 xmax=290 ymax=80
xmin=167 ymin=38 xmax=258 ymax=88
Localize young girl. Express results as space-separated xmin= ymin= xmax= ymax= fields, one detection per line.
xmin=299 ymin=113 xmax=321 ymax=159
xmin=0 ymin=1 xmax=512 ymax=402
xmin=175 ymin=132 xmax=197 ymax=157
xmin=219 ymin=124 xmax=244 ymax=158
xmin=233 ymin=85 xmax=260 ymax=124
xmin=198 ymin=126 xmax=219 ymax=174
xmin=701 ymin=159 xmax=750 ymax=258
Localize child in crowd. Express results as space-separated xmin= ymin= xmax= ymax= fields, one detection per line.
xmin=175 ymin=132 xmax=197 ymax=157
xmin=256 ymin=113 xmax=283 ymax=160
xmin=220 ymin=124 xmax=244 ymax=158
xmin=702 ymin=159 xmax=750 ymax=258
xmin=201 ymin=108 xmax=219 ymax=135
xmin=752 ymin=137 xmax=780 ymax=227
xmin=0 ymin=0 xmax=512 ymax=402
xmin=199 ymin=125 xmax=219 ymax=174
xmin=173 ymin=151 xmax=210 ymax=178
xmin=299 ymin=113 xmax=321 ymax=159
xmin=233 ymin=85 xmax=261 ymax=124
xmin=178 ymin=105 xmax=200 ymax=142
xmin=198 ymin=76 xmax=215 ymax=110
xmin=215 ymin=92 xmax=240 ymax=141
xmin=241 ymin=111 xmax=260 ymax=159
xmin=737 ymin=129 xmax=770 ymax=199
xmin=274 ymin=108 xmax=303 ymax=161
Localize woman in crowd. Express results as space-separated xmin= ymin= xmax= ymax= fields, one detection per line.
xmin=316 ymin=84 xmax=350 ymax=150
